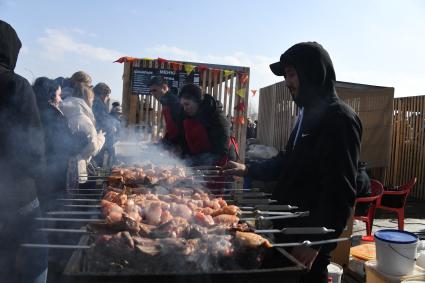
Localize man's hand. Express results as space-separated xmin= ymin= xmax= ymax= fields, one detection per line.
xmin=221 ymin=161 xmax=246 ymax=177
xmin=291 ymin=246 xmax=319 ymax=270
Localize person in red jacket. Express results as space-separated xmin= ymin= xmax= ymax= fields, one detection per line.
xmin=149 ymin=76 xmax=181 ymax=146
xmin=179 ymin=84 xmax=236 ymax=167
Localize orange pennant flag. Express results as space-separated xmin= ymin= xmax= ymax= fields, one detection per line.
xmin=237 ymin=116 xmax=245 ymax=125
xmin=251 ymin=89 xmax=257 ymax=96
xmin=141 ymin=58 xmax=154 ymax=61
xmin=240 ymin=73 xmax=249 ymax=85
xmin=184 ymin=64 xmax=196 ymax=74
xmin=113 ymin=56 xmax=137 ymax=63
xmin=236 ymin=88 xmax=246 ymax=98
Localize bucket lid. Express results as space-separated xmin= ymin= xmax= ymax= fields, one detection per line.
xmin=375 ymin=229 xmax=418 ymax=244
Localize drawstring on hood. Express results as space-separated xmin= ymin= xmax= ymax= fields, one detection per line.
xmin=270 ymin=41 xmax=337 ymax=108
xmin=0 ymin=20 xmax=22 ymax=71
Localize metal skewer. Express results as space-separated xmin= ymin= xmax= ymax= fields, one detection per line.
xmin=272 ymin=236 xmax=352 ymax=248
xmin=37 ymin=228 xmax=92 ymax=234
xmin=46 ymin=211 xmax=102 ymax=216
xmin=238 ymin=205 xmax=298 ymax=211
xmin=57 ymin=199 xmax=100 ymax=202
xmin=21 ymin=243 xmax=91 ymax=249
xmin=240 ymin=211 xmax=309 ymax=221
xmin=255 ymin=227 xmax=335 ymax=234
xmin=35 ymin=217 xmax=102 ymax=222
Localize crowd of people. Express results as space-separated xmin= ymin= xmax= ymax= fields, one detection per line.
xmin=0 ymin=20 xmax=125 ymax=283
xmin=1 ymin=18 xmax=363 ymax=283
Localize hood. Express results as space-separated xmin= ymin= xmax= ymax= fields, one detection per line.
xmin=0 ymin=20 xmax=22 ymax=71
xmin=199 ymin=94 xmax=223 ymax=116
xmin=274 ymin=42 xmax=337 ymax=108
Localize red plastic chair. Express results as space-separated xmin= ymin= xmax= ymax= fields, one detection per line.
xmin=354 ymin=179 xmax=384 ymax=240
xmin=376 ymin=177 xmax=417 ymax=231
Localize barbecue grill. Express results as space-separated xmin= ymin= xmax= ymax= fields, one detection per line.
xmin=26 ymin=163 xmax=348 ymax=283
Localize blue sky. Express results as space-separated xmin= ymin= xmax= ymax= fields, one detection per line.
xmin=1 ymin=0 xmax=424 ymax=105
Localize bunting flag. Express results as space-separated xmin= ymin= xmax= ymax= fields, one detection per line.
xmin=197 ymin=65 xmax=208 ymax=72
xmin=236 ymin=116 xmax=245 ymax=125
xmin=236 ymin=88 xmax=246 ymax=98
xmin=113 ymin=56 xmax=137 ymax=63
xmin=157 ymin=57 xmax=168 ymax=64
xmin=170 ymin=62 xmax=181 ymax=71
xmin=234 ymin=102 xmax=246 ymax=112
xmin=251 ymin=89 xmax=257 ymax=97
xmin=140 ymin=58 xmax=154 ymax=61
xmin=239 ymin=73 xmax=249 ymax=85
xmin=184 ymin=64 xmax=196 ymax=74
xmin=224 ymin=70 xmax=234 ymax=78
xmin=212 ymin=69 xmax=221 ymax=78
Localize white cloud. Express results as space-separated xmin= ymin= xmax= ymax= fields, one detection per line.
xmin=71 ymin=27 xmax=98 ymax=37
xmin=37 ymin=28 xmax=122 ymax=62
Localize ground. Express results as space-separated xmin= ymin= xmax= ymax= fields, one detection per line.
xmin=343 ymin=199 xmax=425 ymax=282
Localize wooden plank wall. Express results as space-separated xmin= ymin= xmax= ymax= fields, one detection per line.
xmin=257 ymin=82 xmax=299 ymax=151
xmin=121 ymin=59 xmax=250 ymax=162
xmin=385 ymin=96 xmax=425 ymax=200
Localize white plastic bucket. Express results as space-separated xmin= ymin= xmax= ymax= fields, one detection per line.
xmin=327 ymin=262 xmax=343 ymax=283
xmin=375 ymin=229 xmax=418 ymax=276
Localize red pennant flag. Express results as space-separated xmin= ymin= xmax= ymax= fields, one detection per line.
xmin=212 ymin=69 xmax=221 ymax=77
xmin=198 ymin=65 xmax=208 ymax=72
xmin=251 ymin=89 xmax=257 ymax=96
xmin=157 ymin=57 xmax=168 ymax=64
xmin=170 ymin=62 xmax=181 ymax=71
xmin=239 ymin=73 xmax=249 ymax=85
xmin=234 ymin=102 xmax=246 ymax=112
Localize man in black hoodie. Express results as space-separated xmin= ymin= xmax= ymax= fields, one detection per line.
xmin=0 ymin=20 xmax=48 ymax=282
xmin=224 ymin=42 xmax=362 ymax=282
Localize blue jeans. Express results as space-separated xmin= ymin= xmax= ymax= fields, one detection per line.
xmin=0 ymin=202 xmax=48 ymax=283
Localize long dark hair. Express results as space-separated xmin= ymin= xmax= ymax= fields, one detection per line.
xmin=33 ymin=77 xmax=60 ymax=111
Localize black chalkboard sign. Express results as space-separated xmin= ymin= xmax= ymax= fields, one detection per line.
xmin=131 ymin=67 xmax=200 ymax=95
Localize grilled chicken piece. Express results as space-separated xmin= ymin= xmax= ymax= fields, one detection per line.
xmin=150 ymin=217 xmax=189 ymax=238
xmin=144 ymin=202 xmax=162 ymax=225
xmin=107 ymin=175 xmax=124 ymax=187
xmin=235 ymin=231 xmax=272 ymax=249
xmin=170 ymin=203 xmax=193 ymax=219
xmin=194 ymin=211 xmax=215 ymax=226
xmin=213 ymin=214 xmax=240 ymax=226
xmin=211 ymin=205 xmax=240 ymax=217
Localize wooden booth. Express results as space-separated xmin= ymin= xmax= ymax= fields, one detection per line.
xmin=118 ymin=57 xmax=250 ymax=162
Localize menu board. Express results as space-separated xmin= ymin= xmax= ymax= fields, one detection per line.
xmin=131 ymin=67 xmax=200 ymax=95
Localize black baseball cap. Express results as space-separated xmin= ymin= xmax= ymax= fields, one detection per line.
xmin=269 ymin=54 xmax=286 ymax=76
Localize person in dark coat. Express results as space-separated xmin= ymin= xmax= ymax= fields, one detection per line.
xmin=148 ymin=76 xmax=182 ymax=147
xmin=179 ymin=83 xmax=236 ymax=166
xmin=354 ymin=161 xmax=372 ymax=216
xmin=224 ymin=42 xmax=362 ymax=283
xmin=33 ymin=77 xmax=83 ymax=210
xmin=0 ymin=20 xmax=48 ymax=283
xmin=92 ymin=82 xmax=113 ymax=166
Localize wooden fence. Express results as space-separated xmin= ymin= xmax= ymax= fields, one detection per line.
xmin=121 ymin=58 xmax=250 ymax=161
xmin=385 ymin=96 xmax=425 ymax=200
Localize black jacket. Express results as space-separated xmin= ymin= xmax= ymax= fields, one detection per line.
xmin=248 ymin=42 xmax=362 ymax=245
xmin=181 ymin=94 xmax=231 ymax=159
xmin=0 ymin=20 xmax=46 ymax=212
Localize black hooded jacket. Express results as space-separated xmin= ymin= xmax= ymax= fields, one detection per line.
xmin=248 ymin=42 xmax=362 ymax=245
xmin=0 ymin=20 xmax=46 ymax=212
xmin=180 ymin=94 xmax=231 ymax=161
